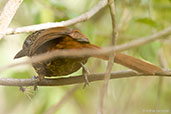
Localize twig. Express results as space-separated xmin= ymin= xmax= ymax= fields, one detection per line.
xmin=0 ymin=48 xmax=110 ymax=73
xmin=99 ymin=55 xmax=114 ymax=114
xmin=45 ymin=85 xmax=80 ymax=114
xmin=155 ymin=49 xmax=167 ymax=109
xmin=6 ymin=0 xmax=108 ymax=35
xmin=115 ymin=26 xmax=171 ymax=52
xmin=158 ymin=50 xmax=168 ymax=69
xmin=0 ymin=0 xmax=23 ymax=39
xmin=0 ymin=70 xmax=171 ymax=87
xmin=99 ymin=0 xmax=118 ymax=114
xmin=0 ymin=26 xmax=170 ymax=73
xmin=117 ymin=8 xmax=131 ymax=33
xmin=108 ymin=0 xmax=118 ymax=46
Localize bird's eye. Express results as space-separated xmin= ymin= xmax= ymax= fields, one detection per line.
xmin=24 ymin=39 xmax=31 ymax=48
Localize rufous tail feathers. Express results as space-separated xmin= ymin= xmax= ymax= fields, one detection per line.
xmin=86 ymin=44 xmax=162 ymax=74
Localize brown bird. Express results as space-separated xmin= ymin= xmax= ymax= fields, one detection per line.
xmin=14 ymin=27 xmax=162 ymax=79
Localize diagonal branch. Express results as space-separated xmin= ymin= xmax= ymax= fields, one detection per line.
xmin=0 ymin=0 xmax=23 ymax=39
xmin=6 ymin=0 xmax=108 ymax=35
xmin=115 ymin=26 xmax=171 ymax=52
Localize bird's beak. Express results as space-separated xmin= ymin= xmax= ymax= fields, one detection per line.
xmin=14 ymin=49 xmax=27 ymax=59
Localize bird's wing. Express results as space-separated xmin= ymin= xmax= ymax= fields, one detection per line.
xmin=29 ymin=27 xmax=90 ymax=55
xmin=29 ymin=27 xmax=71 ymax=55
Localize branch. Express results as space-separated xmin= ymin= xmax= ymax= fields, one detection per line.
xmin=115 ymin=26 xmax=171 ymax=52
xmin=99 ymin=0 xmax=118 ymax=113
xmin=158 ymin=49 xmax=168 ymax=69
xmin=0 ymin=26 xmax=170 ymax=73
xmin=0 ymin=0 xmax=23 ymax=39
xmin=6 ymin=0 xmax=108 ymax=35
xmin=0 ymin=70 xmax=171 ymax=87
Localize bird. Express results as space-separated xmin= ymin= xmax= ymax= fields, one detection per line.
xmin=14 ymin=27 xmax=162 ymax=80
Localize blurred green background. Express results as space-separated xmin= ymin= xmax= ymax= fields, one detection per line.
xmin=0 ymin=0 xmax=171 ymax=114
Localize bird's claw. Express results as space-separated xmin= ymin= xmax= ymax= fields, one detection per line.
xmin=81 ymin=63 xmax=90 ymax=88
xmin=19 ymin=86 xmax=25 ymax=92
xmin=31 ymin=75 xmax=41 ymax=91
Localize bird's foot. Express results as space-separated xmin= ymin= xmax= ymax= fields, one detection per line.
xmin=31 ymin=75 xmax=44 ymax=91
xmin=81 ymin=63 xmax=90 ymax=88
xmin=19 ymin=86 xmax=26 ymax=92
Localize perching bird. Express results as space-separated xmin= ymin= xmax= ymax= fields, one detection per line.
xmin=14 ymin=27 xmax=162 ymax=79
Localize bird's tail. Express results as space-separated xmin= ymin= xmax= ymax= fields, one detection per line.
xmin=86 ymin=44 xmax=162 ymax=74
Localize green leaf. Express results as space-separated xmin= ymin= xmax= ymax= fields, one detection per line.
xmin=135 ymin=18 xmax=158 ymax=28
xmin=40 ymin=9 xmax=55 ymax=23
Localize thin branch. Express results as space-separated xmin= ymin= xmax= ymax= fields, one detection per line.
xmin=0 ymin=70 xmax=171 ymax=87
xmin=155 ymin=49 xmax=167 ymax=109
xmin=118 ymin=8 xmax=131 ymax=33
xmin=0 ymin=0 xmax=23 ymax=39
xmin=6 ymin=0 xmax=108 ymax=35
xmin=116 ymin=26 xmax=171 ymax=52
xmin=0 ymin=48 xmax=110 ymax=73
xmin=158 ymin=49 xmax=168 ymax=69
xmin=0 ymin=26 xmax=170 ymax=73
xmin=99 ymin=0 xmax=118 ymax=114
xmin=99 ymin=55 xmax=114 ymax=114
xmin=109 ymin=0 xmax=118 ymax=46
